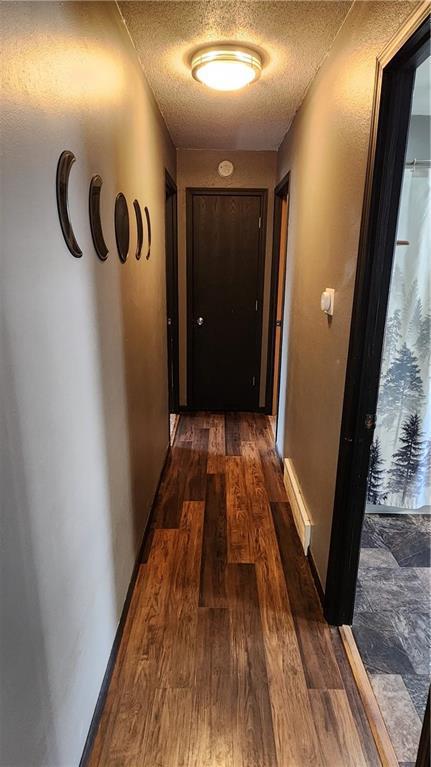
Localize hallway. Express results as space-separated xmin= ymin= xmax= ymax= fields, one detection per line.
xmin=87 ymin=413 xmax=380 ymax=767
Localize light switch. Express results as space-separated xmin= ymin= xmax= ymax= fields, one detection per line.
xmin=321 ymin=288 xmax=335 ymax=316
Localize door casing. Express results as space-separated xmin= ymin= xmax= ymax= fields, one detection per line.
xmin=165 ymin=170 xmax=180 ymax=413
xmin=266 ymin=172 xmax=290 ymax=417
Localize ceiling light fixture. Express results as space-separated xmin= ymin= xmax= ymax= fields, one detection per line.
xmin=191 ymin=45 xmax=262 ymax=91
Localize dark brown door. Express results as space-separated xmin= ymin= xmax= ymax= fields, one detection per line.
xmin=187 ymin=189 xmax=265 ymax=410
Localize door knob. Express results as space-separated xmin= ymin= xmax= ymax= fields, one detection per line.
xmin=196 ymin=316 xmax=204 ymax=326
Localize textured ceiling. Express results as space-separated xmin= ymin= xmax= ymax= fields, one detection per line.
xmin=119 ymin=1 xmax=353 ymax=150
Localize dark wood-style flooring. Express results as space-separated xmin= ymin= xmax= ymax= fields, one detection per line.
xmin=87 ymin=412 xmax=381 ymax=767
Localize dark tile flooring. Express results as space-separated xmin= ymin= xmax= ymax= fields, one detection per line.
xmin=353 ymin=513 xmax=430 ymax=765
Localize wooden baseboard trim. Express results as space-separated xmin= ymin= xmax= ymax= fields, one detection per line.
xmin=282 ymin=458 xmax=312 ymax=555
xmin=178 ymin=405 xmax=268 ymax=413
xmin=79 ymin=443 xmax=171 ymax=767
xmin=170 ymin=413 xmax=180 ymax=443
xmin=274 ymin=441 xmax=283 ymax=470
xmin=338 ymin=626 xmax=399 ymax=767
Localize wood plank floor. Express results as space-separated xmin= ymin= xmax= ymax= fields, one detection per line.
xmin=87 ymin=412 xmax=381 ymax=767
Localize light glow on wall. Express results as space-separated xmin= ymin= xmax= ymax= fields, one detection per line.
xmin=2 ymin=41 xmax=124 ymax=107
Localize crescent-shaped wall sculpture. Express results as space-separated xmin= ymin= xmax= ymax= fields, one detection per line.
xmin=56 ymin=150 xmax=83 ymax=258
xmin=133 ymin=199 xmax=143 ymax=260
xmin=144 ymin=205 xmax=152 ymax=260
xmin=56 ymin=151 xmax=152 ymax=266
xmin=114 ymin=193 xmax=129 ymax=263
xmin=89 ymin=175 xmax=109 ymax=261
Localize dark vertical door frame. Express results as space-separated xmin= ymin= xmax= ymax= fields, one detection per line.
xmin=265 ymin=172 xmax=290 ymax=415
xmin=416 ymin=688 xmax=430 ymax=767
xmin=324 ymin=9 xmax=430 ymax=628
xmin=186 ymin=187 xmax=267 ymax=411
xmin=165 ymin=169 xmax=180 ymax=413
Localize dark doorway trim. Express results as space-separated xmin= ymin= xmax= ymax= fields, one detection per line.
xmin=324 ymin=9 xmax=430 ymax=627
xmin=165 ymin=169 xmax=180 ymax=413
xmin=186 ymin=187 xmax=268 ymax=411
xmin=265 ymin=172 xmax=290 ymax=414
xmin=416 ymin=688 xmax=430 ymax=767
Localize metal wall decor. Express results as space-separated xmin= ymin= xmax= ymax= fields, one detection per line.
xmin=133 ymin=199 xmax=143 ymax=260
xmin=55 ymin=150 xmax=152 ymax=265
xmin=114 ymin=193 xmax=129 ymax=263
xmin=144 ymin=205 xmax=152 ymax=260
xmin=56 ymin=150 xmax=83 ymax=258
xmin=89 ymin=175 xmax=109 ymax=261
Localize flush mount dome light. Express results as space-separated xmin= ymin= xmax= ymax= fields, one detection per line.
xmin=191 ymin=45 xmax=262 ymax=91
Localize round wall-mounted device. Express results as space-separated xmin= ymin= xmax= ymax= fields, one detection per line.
xmin=218 ymin=160 xmax=234 ymax=178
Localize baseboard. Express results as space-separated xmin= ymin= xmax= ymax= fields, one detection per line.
xmin=338 ymin=626 xmax=399 ymax=767
xmin=170 ymin=413 xmax=180 ymax=444
xmin=283 ymin=458 xmax=312 ymax=555
xmin=274 ymin=442 xmax=284 ymax=471
xmin=178 ymin=405 xmax=267 ymax=413
xmin=79 ymin=443 xmax=170 ymax=767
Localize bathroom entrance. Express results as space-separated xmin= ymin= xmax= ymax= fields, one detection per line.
xmin=325 ymin=11 xmax=430 ymax=766
xmin=353 ymin=51 xmax=430 ymax=765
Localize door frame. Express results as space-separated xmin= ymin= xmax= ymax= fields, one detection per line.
xmin=324 ymin=5 xmax=430 ymax=627
xmin=416 ymin=689 xmax=430 ymax=767
xmin=265 ymin=172 xmax=290 ymax=415
xmin=165 ymin=169 xmax=180 ymax=413
xmin=186 ymin=187 xmax=268 ymax=411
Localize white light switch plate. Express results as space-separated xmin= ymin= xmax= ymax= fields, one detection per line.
xmin=321 ymin=288 xmax=335 ymax=316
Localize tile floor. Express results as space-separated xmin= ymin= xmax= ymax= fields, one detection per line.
xmin=353 ymin=513 xmax=430 ymax=766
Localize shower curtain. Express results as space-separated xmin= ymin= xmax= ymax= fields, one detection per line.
xmin=367 ymin=165 xmax=431 ymax=512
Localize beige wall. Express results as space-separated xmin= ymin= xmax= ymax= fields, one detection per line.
xmin=177 ymin=149 xmax=277 ymax=406
xmin=275 ymin=1 xmax=417 ymax=589
xmin=0 ymin=3 xmax=175 ymax=765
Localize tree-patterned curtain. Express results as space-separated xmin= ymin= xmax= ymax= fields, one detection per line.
xmin=367 ymin=166 xmax=430 ymax=512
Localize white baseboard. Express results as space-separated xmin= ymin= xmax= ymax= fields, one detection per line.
xmin=283 ymin=458 xmax=312 ymax=554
